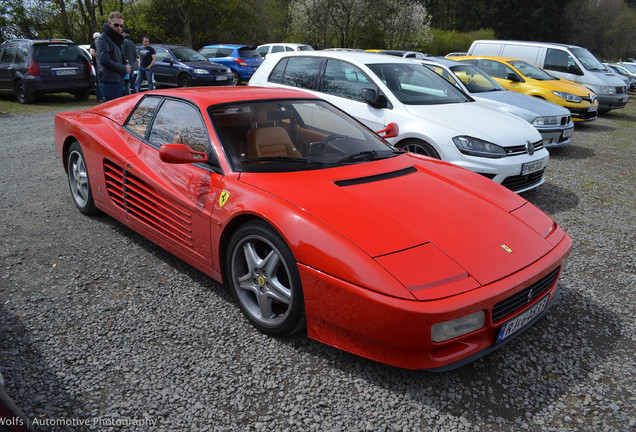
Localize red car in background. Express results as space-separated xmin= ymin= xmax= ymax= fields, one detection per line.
xmin=54 ymin=87 xmax=572 ymax=370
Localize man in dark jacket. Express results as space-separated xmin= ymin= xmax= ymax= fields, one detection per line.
xmin=96 ymin=11 xmax=131 ymax=102
xmin=121 ymin=28 xmax=137 ymax=94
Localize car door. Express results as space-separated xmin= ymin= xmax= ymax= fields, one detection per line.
xmin=152 ymin=47 xmax=176 ymax=85
xmin=0 ymin=45 xmax=17 ymax=91
xmin=122 ymin=96 xmax=222 ymax=274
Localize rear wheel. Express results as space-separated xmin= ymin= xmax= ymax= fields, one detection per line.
xmin=398 ymin=139 xmax=441 ymax=159
xmin=178 ymin=74 xmax=192 ymax=87
xmin=15 ymin=80 xmax=35 ymax=104
xmin=74 ymin=88 xmax=90 ymax=100
xmin=67 ymin=141 xmax=98 ymax=215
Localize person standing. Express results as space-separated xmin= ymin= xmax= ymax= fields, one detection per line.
xmin=95 ymin=11 xmax=131 ymax=102
xmin=136 ymin=36 xmax=156 ymax=92
xmin=89 ymin=32 xmax=104 ymax=102
xmin=121 ymin=27 xmax=137 ymax=94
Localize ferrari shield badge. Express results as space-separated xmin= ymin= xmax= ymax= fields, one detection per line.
xmin=219 ymin=190 xmax=230 ymax=207
xmin=500 ymin=244 xmax=513 ymax=254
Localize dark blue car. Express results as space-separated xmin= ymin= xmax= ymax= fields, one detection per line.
xmin=142 ymin=44 xmax=235 ymax=88
xmin=198 ymin=44 xmax=263 ymax=85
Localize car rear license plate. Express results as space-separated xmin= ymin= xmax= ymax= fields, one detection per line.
xmin=521 ymin=160 xmax=544 ymax=175
xmin=217 ymin=76 xmax=228 ymax=81
xmin=562 ymin=127 xmax=574 ymax=138
xmin=55 ymin=69 xmax=77 ymax=76
xmin=496 ymin=294 xmax=550 ymax=343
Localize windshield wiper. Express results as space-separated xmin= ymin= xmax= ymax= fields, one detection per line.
xmin=335 ymin=149 xmax=401 ymax=164
xmin=241 ymin=156 xmax=322 ymax=165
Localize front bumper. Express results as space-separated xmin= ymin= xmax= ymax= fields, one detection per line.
xmin=596 ymin=93 xmax=629 ymax=111
xmin=192 ymin=73 xmax=235 ymax=86
xmin=537 ymin=125 xmax=574 ymax=148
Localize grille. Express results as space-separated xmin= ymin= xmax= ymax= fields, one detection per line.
xmin=501 ymin=169 xmax=544 ymax=192
xmin=505 ymin=141 xmax=544 ymax=156
xmin=103 ymin=159 xmax=194 ymax=249
xmin=617 ymin=86 xmax=626 ymax=94
xmin=492 ymin=267 xmax=560 ymax=322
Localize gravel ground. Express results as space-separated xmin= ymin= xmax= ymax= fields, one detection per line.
xmin=1 ymin=100 xmax=635 ymax=432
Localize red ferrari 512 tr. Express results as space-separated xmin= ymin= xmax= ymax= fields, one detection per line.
xmin=54 ymin=87 xmax=572 ymax=370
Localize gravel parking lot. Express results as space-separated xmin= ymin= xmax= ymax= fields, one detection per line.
xmin=1 ymin=98 xmax=634 ymax=431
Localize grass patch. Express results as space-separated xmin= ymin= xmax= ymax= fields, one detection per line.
xmin=0 ymin=93 xmax=99 ymax=115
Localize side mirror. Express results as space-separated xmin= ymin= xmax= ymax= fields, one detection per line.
xmin=376 ymin=122 xmax=399 ymax=139
xmin=506 ymin=72 xmax=522 ymax=82
xmin=568 ymin=64 xmax=583 ymax=75
xmin=360 ymin=88 xmax=388 ymax=108
xmin=160 ymin=144 xmax=208 ymax=164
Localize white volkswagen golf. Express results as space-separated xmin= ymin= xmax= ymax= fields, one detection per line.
xmin=249 ymin=51 xmax=549 ymax=193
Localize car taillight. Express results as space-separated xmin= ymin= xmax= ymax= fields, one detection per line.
xmin=233 ymin=58 xmax=249 ymax=67
xmin=27 ymin=61 xmax=40 ymax=76
xmin=87 ymin=60 xmax=93 ymax=74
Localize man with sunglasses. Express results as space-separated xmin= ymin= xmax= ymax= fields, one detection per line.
xmin=95 ymin=11 xmax=132 ymax=102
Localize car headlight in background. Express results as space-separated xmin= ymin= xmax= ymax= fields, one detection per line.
xmin=431 ymin=311 xmax=485 ymax=342
xmin=532 ymin=116 xmax=558 ymax=126
xmin=453 ymin=136 xmax=507 ymax=158
xmin=226 ymin=68 xmax=232 ymax=74
xmin=552 ymin=91 xmax=582 ymax=103
xmin=194 ymin=69 xmax=208 ymax=75
xmin=599 ymin=86 xmax=617 ymax=95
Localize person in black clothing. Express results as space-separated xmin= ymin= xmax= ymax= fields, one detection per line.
xmin=121 ymin=27 xmax=137 ymax=94
xmin=95 ymin=11 xmax=131 ymax=102
xmin=136 ymin=36 xmax=156 ymax=91
xmin=89 ymin=32 xmax=104 ymax=101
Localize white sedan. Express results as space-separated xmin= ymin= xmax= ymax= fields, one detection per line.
xmin=250 ymin=51 xmax=549 ymax=193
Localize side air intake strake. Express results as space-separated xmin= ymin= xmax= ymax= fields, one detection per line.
xmin=104 ymin=159 xmax=194 ymax=248
xmin=335 ymin=166 xmax=417 ymax=187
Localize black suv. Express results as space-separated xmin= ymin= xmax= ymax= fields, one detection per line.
xmin=0 ymin=39 xmax=92 ymax=103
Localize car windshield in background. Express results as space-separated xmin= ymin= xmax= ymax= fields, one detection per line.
xmin=33 ymin=44 xmax=84 ymax=62
xmin=450 ymin=64 xmax=505 ymax=93
xmin=509 ymin=60 xmax=555 ymax=80
xmin=570 ymin=47 xmax=606 ymax=72
xmin=171 ymin=47 xmax=207 ymax=62
xmin=209 ymin=99 xmax=398 ymax=172
xmin=367 ymin=63 xmax=470 ymax=105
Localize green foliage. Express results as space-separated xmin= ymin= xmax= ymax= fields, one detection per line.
xmin=423 ymin=28 xmax=495 ymax=56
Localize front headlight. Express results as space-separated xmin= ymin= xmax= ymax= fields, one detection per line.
xmin=452 ymin=136 xmax=507 ymax=158
xmin=226 ymin=68 xmax=232 ymax=74
xmin=431 ymin=311 xmax=485 ymax=342
xmin=552 ymin=91 xmax=582 ymax=103
xmin=532 ymin=116 xmax=558 ymax=126
xmin=599 ymin=86 xmax=616 ymax=95
xmin=194 ymin=69 xmax=208 ymax=75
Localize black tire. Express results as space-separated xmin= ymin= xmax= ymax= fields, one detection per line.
xmin=397 ymin=138 xmax=441 ymax=159
xmin=178 ymin=74 xmax=192 ymax=88
xmin=226 ymin=221 xmax=305 ymax=337
xmin=230 ymin=70 xmax=240 ymax=86
xmin=74 ymin=88 xmax=91 ymax=100
xmin=66 ymin=142 xmax=98 ymax=215
xmin=15 ymin=80 xmax=35 ymax=104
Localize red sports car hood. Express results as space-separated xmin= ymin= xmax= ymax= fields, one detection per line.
xmin=239 ymin=155 xmax=555 ymax=286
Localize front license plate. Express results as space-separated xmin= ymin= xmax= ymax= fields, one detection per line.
xmin=55 ymin=69 xmax=77 ymax=76
xmin=217 ymin=75 xmax=228 ymax=81
xmin=496 ymin=294 xmax=550 ymax=343
xmin=562 ymin=127 xmax=574 ymax=138
xmin=521 ymin=160 xmax=544 ymax=175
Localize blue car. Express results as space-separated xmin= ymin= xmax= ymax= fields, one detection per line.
xmin=198 ymin=44 xmax=263 ymax=85
xmin=141 ymin=44 xmax=234 ymax=88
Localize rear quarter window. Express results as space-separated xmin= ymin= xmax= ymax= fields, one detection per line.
xmin=126 ymin=96 xmax=161 ymax=138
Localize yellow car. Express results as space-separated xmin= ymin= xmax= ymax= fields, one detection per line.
xmin=450 ymin=55 xmax=599 ymax=121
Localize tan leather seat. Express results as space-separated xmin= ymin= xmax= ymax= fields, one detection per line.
xmin=246 ymin=126 xmax=302 ymax=158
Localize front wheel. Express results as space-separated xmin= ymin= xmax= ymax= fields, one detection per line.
xmin=67 ymin=142 xmax=98 ymax=215
xmin=178 ymin=74 xmax=192 ymax=88
xmin=226 ymin=221 xmax=305 ymax=337
xmin=397 ymin=139 xmax=441 ymax=159
xmin=230 ymin=70 xmax=240 ymax=86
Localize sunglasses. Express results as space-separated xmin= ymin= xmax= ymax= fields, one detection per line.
xmin=112 ymin=23 xmax=123 ymax=28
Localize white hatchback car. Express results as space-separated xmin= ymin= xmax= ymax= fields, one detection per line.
xmin=250 ymin=51 xmax=549 ymax=193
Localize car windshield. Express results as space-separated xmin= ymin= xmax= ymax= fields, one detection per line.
xmin=509 ymin=60 xmax=555 ymax=81
xmin=621 ymin=63 xmax=636 ymax=74
xmin=367 ymin=63 xmax=470 ymax=105
xmin=209 ymin=99 xmax=401 ymax=172
xmin=171 ymin=47 xmax=207 ymax=62
xmin=570 ymin=47 xmax=606 ymax=71
xmin=449 ymin=64 xmax=504 ymax=93
xmin=237 ymin=47 xmax=260 ymax=58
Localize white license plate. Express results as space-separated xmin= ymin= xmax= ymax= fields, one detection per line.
xmin=217 ymin=75 xmax=228 ymax=81
xmin=55 ymin=69 xmax=77 ymax=76
xmin=562 ymin=127 xmax=574 ymax=138
xmin=521 ymin=160 xmax=544 ymax=175
xmin=588 ymin=105 xmax=598 ymax=112
xmin=496 ymin=294 xmax=550 ymax=343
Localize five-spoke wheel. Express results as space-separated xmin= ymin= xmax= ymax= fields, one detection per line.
xmin=67 ymin=142 xmax=97 ymax=215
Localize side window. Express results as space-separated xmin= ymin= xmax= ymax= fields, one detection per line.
xmin=477 ymin=60 xmax=513 ymax=79
xmin=126 ymin=96 xmax=162 ymax=137
xmin=199 ymin=48 xmax=217 ymax=58
xmin=544 ymin=48 xmax=578 ymax=73
xmin=322 ymin=59 xmax=375 ymax=102
xmin=281 ymin=57 xmax=321 ymax=89
xmin=271 ymin=45 xmax=284 ymax=53
xmin=268 ymin=58 xmax=288 ymax=84
xmin=148 ymin=100 xmax=210 ymax=152
xmin=257 ymin=46 xmax=269 ymax=57
xmin=155 ymin=48 xmax=171 ymax=62
xmin=217 ymin=48 xmax=233 ymax=57
xmin=285 ymin=46 xmax=294 ymax=52
xmin=15 ymin=46 xmax=28 ymax=65
xmin=0 ymin=45 xmax=17 ymax=64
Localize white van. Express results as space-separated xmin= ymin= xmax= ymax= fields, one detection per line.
xmin=468 ymin=40 xmax=629 ymax=113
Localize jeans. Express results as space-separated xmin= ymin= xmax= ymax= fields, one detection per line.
xmin=124 ymin=72 xmax=137 ymax=95
xmin=101 ymin=82 xmax=124 ymax=102
xmin=136 ymin=67 xmax=154 ymax=91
